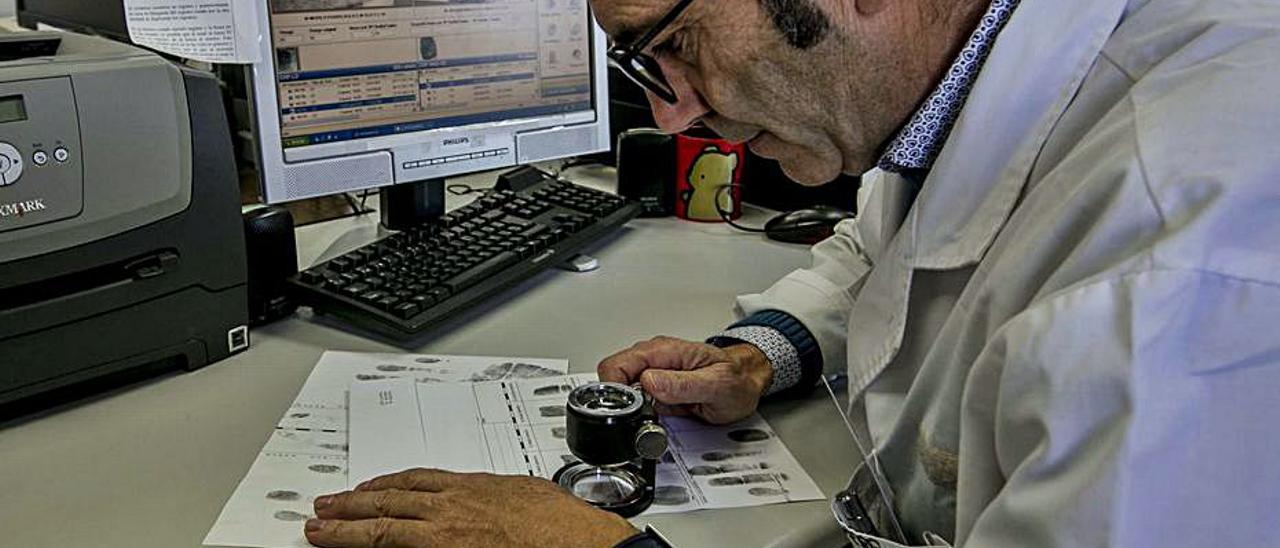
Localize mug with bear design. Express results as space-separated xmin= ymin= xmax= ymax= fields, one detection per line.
xmin=675 ymin=128 xmax=745 ymax=222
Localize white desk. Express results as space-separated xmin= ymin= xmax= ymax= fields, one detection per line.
xmin=0 ymin=167 xmax=856 ymax=548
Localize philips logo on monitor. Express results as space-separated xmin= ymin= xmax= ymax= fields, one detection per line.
xmin=442 ymin=137 xmax=470 ymax=147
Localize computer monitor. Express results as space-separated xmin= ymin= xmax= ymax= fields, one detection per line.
xmin=249 ymin=0 xmax=611 ymax=207
xmin=16 ymin=0 xmax=130 ymax=41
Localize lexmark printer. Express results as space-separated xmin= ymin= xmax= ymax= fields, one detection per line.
xmin=0 ymin=32 xmax=249 ymax=411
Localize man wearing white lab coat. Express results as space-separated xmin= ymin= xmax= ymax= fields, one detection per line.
xmin=303 ymin=1 xmax=1280 ymax=547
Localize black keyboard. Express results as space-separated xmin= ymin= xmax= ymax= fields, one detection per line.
xmin=288 ymin=178 xmax=641 ymax=339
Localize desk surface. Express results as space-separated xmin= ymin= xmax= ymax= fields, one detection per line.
xmin=0 ymin=167 xmax=855 ymax=548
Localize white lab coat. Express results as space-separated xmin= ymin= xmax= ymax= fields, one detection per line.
xmin=736 ymin=0 xmax=1280 ymax=545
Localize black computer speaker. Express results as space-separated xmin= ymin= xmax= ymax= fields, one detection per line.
xmin=616 ymin=128 xmax=676 ymax=217
xmin=243 ymin=205 xmax=299 ymax=326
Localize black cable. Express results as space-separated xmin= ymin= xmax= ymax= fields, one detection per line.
xmin=715 ymin=184 xmax=768 ymax=233
xmin=342 ymin=192 xmax=361 ymax=215
xmin=560 ymin=157 xmax=605 ymax=172
xmin=447 ymin=183 xmax=493 ymax=196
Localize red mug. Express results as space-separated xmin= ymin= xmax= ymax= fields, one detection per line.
xmin=674 ymin=129 xmax=745 ymax=222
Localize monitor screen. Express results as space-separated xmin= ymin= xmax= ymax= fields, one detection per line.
xmin=268 ymin=0 xmax=595 ymax=149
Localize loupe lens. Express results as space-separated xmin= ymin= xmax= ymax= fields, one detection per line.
xmin=585 ymin=391 xmax=633 ymax=411
xmin=570 ymin=469 xmax=640 ymax=504
xmin=556 ymin=463 xmax=644 ymax=507
xmin=568 ymin=383 xmax=643 ymax=417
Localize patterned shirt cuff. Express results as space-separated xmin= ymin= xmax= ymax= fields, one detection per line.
xmin=718 ymin=326 xmax=802 ymax=396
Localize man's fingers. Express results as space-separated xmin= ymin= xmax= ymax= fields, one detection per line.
xmin=314 ymin=489 xmax=436 ymax=520
xmin=305 ymin=517 xmax=428 ymax=548
xmin=597 ymin=336 xmax=707 ymax=383
xmin=355 ymin=468 xmax=459 ymax=493
xmin=596 ymin=347 xmax=647 ymax=384
xmin=640 ymin=368 xmax=726 ymax=405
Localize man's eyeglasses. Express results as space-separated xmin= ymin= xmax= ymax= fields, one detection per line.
xmin=607 ymin=0 xmax=695 ymax=104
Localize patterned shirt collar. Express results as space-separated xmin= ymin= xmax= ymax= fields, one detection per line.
xmin=877 ymin=0 xmax=1020 ymax=174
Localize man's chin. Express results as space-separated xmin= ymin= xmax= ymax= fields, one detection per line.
xmin=747 ymin=132 xmax=781 ymax=159
xmin=749 ymin=135 xmax=842 ymax=186
xmin=778 ymin=160 xmax=841 ymax=186
xmin=747 ymin=136 xmax=773 ymax=159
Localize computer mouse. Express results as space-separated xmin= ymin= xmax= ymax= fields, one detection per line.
xmin=764 ymin=205 xmax=857 ymax=245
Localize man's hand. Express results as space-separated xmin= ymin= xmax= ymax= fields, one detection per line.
xmin=304 ymin=469 xmax=637 ymax=548
xmin=597 ymin=336 xmax=773 ymax=424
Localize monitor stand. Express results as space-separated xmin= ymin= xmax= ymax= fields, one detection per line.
xmin=379 ymin=178 xmax=445 ymax=231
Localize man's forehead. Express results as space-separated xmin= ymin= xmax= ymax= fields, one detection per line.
xmin=590 ymin=0 xmax=683 ymax=43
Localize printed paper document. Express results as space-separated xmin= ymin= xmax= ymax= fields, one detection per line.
xmin=349 ymin=375 xmax=825 ymax=515
xmin=123 ymin=0 xmax=261 ymax=63
xmin=203 ymin=352 xmax=568 ymax=548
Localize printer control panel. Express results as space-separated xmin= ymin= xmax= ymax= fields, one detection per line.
xmin=0 ymin=77 xmax=83 ymax=233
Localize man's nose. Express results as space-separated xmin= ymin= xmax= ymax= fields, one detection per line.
xmin=646 ymin=56 xmax=711 ymax=134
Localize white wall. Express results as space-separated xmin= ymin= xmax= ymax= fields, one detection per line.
xmin=0 ymin=0 xmax=13 ymax=17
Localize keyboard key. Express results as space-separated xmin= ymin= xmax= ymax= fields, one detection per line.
xmin=328 ymin=257 xmax=353 ymax=272
xmin=299 ymin=269 xmax=325 ymax=284
xmin=323 ymin=274 xmax=346 ymax=290
xmin=393 ymin=302 xmax=420 ymax=319
xmin=342 ymin=283 xmax=371 ymax=297
xmin=442 ymin=252 xmax=519 ymax=292
xmin=521 ymin=225 xmax=549 ymax=240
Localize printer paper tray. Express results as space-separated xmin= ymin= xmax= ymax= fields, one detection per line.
xmin=0 ymin=249 xmax=180 ymax=338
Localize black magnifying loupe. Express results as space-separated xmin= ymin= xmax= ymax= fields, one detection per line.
xmin=553 ymin=382 xmax=669 ymax=517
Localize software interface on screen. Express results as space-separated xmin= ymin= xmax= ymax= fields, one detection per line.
xmin=269 ymin=0 xmax=594 ymax=149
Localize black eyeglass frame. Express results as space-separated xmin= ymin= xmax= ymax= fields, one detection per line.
xmin=606 ymin=0 xmax=696 ymax=104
